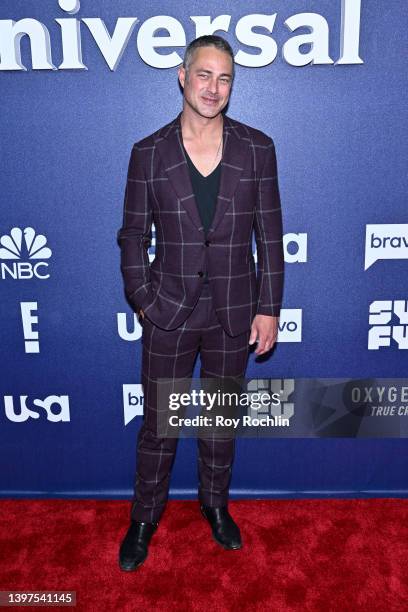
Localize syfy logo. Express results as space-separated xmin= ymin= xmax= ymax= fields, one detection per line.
xmin=4 ymin=395 xmax=70 ymax=422
xmin=246 ymin=378 xmax=295 ymax=422
xmin=0 ymin=0 xmax=363 ymax=72
xmin=368 ymin=300 xmax=408 ymax=350
xmin=122 ymin=384 xmax=144 ymax=425
xmin=0 ymin=227 xmax=52 ymax=280
xmin=277 ymin=309 xmax=302 ymax=343
xmin=365 ymin=224 xmax=408 ymax=270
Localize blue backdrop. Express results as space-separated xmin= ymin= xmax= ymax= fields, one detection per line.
xmin=1 ymin=0 xmax=407 ymax=499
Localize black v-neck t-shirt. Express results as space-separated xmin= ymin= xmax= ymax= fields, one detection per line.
xmin=183 ymin=144 xmax=221 ymax=237
xmin=183 ymin=144 xmax=222 ymax=283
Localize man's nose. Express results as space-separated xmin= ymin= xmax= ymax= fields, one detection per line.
xmin=207 ymin=79 xmax=219 ymax=94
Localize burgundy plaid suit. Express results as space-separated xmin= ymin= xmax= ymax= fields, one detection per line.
xmin=118 ymin=111 xmax=284 ymax=336
xmin=117 ymin=111 xmax=284 ymax=522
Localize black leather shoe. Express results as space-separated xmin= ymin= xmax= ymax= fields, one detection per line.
xmin=119 ymin=520 xmax=158 ymax=571
xmin=200 ymin=504 xmax=242 ymax=550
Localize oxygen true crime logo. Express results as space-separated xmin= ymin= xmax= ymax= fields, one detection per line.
xmin=0 ymin=0 xmax=363 ymax=72
xmin=351 ymin=384 xmax=408 ymax=418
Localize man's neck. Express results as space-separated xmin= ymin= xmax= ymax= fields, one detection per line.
xmin=180 ymin=108 xmax=223 ymax=143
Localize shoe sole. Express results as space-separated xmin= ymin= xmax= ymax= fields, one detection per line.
xmin=119 ymin=557 xmax=146 ymax=572
xmin=200 ymin=506 xmax=242 ymax=550
xmin=212 ymin=533 xmax=242 ymax=550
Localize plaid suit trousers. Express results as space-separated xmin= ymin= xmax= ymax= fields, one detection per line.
xmin=130 ymin=282 xmax=251 ymax=523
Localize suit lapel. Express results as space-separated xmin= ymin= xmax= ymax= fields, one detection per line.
xmin=155 ymin=111 xmax=250 ymax=234
xmin=209 ymin=115 xmax=249 ymax=235
xmin=155 ymin=112 xmax=202 ymax=231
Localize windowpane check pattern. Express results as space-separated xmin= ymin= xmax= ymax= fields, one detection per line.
xmin=117 ymin=111 xmax=284 ymax=337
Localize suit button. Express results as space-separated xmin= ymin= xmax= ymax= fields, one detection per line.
xmin=204 ymin=240 xmax=210 ymax=246
xmin=197 ymin=271 xmax=204 ymax=277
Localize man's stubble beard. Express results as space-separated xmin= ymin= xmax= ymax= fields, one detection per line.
xmin=183 ymin=72 xmax=228 ymax=120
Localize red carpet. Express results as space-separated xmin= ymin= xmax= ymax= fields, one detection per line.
xmin=0 ymin=499 xmax=407 ymax=611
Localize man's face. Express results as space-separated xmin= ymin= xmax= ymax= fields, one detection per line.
xmin=178 ymin=46 xmax=233 ymax=119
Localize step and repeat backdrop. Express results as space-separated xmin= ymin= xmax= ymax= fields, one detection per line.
xmin=1 ymin=0 xmax=407 ymax=498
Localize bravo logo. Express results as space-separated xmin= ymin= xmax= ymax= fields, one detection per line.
xmin=368 ymin=300 xmax=408 ymax=350
xmin=365 ymin=224 xmax=408 ymax=270
xmin=0 ymin=227 xmax=52 ymax=280
xmin=0 ymin=0 xmax=363 ymax=72
xmin=122 ymin=384 xmax=144 ymax=425
xmin=277 ymin=309 xmax=302 ymax=343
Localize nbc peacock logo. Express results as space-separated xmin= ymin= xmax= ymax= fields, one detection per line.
xmin=0 ymin=227 xmax=52 ymax=280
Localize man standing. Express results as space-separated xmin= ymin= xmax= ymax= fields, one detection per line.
xmin=117 ymin=35 xmax=284 ymax=571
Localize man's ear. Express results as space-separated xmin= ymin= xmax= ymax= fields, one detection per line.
xmin=178 ymin=66 xmax=185 ymax=89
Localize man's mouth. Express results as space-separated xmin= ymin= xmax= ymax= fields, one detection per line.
xmin=202 ymin=97 xmax=218 ymax=105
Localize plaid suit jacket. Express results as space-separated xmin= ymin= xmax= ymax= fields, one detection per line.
xmin=117 ymin=111 xmax=284 ymax=337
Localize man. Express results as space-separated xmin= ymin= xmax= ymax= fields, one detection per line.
xmin=117 ymin=35 xmax=284 ymax=571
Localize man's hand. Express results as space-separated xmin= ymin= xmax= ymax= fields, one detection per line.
xmin=249 ymin=314 xmax=279 ymax=355
xmin=138 ymin=308 xmax=145 ymax=319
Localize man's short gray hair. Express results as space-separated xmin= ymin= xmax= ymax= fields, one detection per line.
xmin=183 ymin=35 xmax=235 ymax=81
